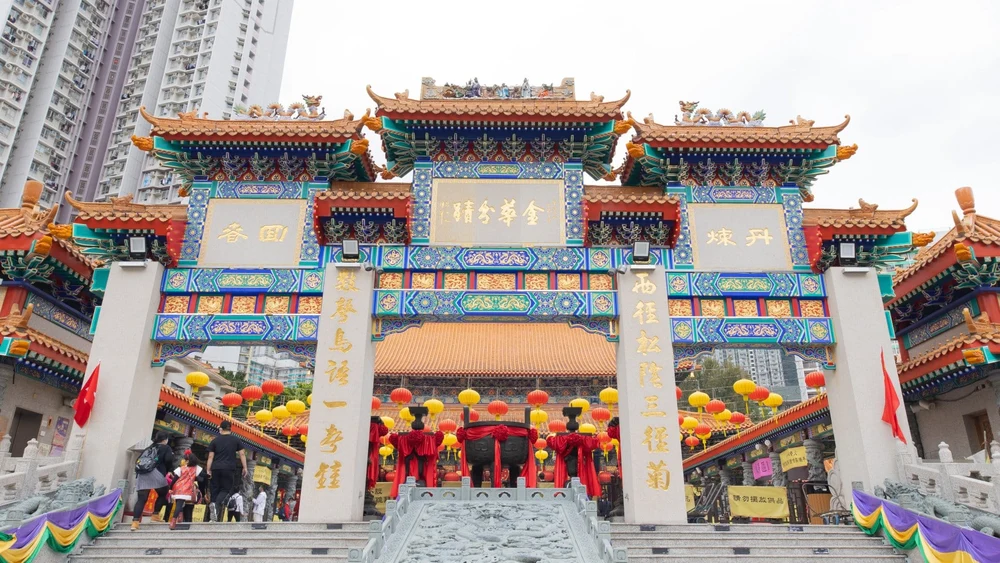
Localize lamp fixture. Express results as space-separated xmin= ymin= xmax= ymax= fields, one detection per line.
xmin=128 ymin=236 xmax=147 ymax=260
xmin=632 ymin=241 xmax=651 ymax=263
xmin=342 ymin=239 xmax=360 ymax=261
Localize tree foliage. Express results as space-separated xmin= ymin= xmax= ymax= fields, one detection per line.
xmin=677 ymin=358 xmax=766 ymax=423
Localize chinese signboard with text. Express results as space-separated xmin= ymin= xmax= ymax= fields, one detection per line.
xmin=430 ymin=179 xmax=566 ymax=246
xmin=687 ymin=204 xmax=792 ymax=271
xmin=199 ymin=199 xmax=307 ymax=268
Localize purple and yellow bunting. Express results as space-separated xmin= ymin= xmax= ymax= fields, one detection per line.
xmin=853 ymin=490 xmax=1000 ymax=563
xmin=0 ymin=488 xmax=122 ymax=563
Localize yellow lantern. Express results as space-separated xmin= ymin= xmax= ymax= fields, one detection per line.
xmin=442 ymin=433 xmax=457 ymax=447
xmin=535 ymin=449 xmax=549 ymax=469
xmin=610 ymin=438 xmax=619 ymax=449
xmin=733 ymin=379 xmax=756 ymax=414
xmin=286 ymin=399 xmax=306 ymax=416
xmin=301 ymin=435 xmax=307 ymax=444
xmin=400 ymin=407 xmax=415 ymax=424
xmin=763 ymin=392 xmax=784 ymax=414
xmin=186 ymin=371 xmax=210 ymax=395
xmin=579 ymin=423 xmax=597 ymax=435
xmin=381 ymin=416 xmax=395 ymax=430
xmin=717 ymin=409 xmax=733 ymax=424
xmin=569 ymin=398 xmax=590 ymax=413
xmin=529 ymin=409 xmax=548 ymax=428
xmin=681 ymin=416 xmax=698 ymax=433
xmin=599 ymin=387 xmax=618 ymax=415
xmin=424 ymin=398 xmax=444 ymax=429
xmin=687 ymin=391 xmax=710 ymax=413
xmin=254 ymin=409 xmax=273 ymax=424
xmin=272 ymin=405 xmax=290 ymax=422
xmin=378 ymin=445 xmax=393 ymax=466
xmin=306 ymin=393 xmax=312 ymax=406
xmin=458 ymin=389 xmax=480 ymax=406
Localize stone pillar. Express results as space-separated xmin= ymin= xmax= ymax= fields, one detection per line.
xmin=719 ymin=465 xmax=732 ymax=486
xmin=803 ymin=439 xmax=826 ymax=481
xmin=616 ymin=264 xmax=686 ymax=524
xmin=265 ymin=463 xmax=280 ymax=521
xmin=824 ymin=267 xmax=915 ymax=493
xmin=299 ymin=262 xmax=376 ymax=522
xmin=768 ymin=452 xmax=786 ymax=487
xmin=75 ymin=262 xmax=166 ymax=491
xmin=741 ymin=461 xmax=754 ymax=485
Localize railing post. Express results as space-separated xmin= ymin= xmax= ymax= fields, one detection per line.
xmin=938 ymin=441 xmax=954 ymax=463
xmin=15 ymin=439 xmax=39 ymax=500
xmin=1 ymin=509 xmax=24 ymax=528
xmin=460 ymin=476 xmax=471 ymax=501
xmin=516 ymin=476 xmax=526 ymax=501
xmin=367 ymin=520 xmax=383 ymax=558
xmin=0 ymin=435 xmax=11 ymax=472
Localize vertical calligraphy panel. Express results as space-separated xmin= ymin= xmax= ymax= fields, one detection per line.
xmin=616 ymin=264 xmax=687 ymax=524
xmin=298 ymin=263 xmax=376 ymax=522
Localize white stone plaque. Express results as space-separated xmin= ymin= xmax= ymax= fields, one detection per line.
xmin=198 ymin=199 xmax=306 ymax=268
xmin=616 ymin=265 xmax=687 ymax=524
xmin=430 ymin=179 xmax=565 ymax=246
xmin=688 ymin=203 xmax=792 ymax=272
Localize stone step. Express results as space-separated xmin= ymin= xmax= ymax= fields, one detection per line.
xmin=76 ymin=546 xmax=357 ymax=558
xmin=626 ymin=556 xmax=905 ymax=563
xmin=92 ymin=536 xmax=368 ymax=548
xmin=102 ymin=529 xmax=368 ymax=541
xmin=612 ymin=531 xmax=874 ymax=540
xmin=70 ymin=557 xmax=345 ymax=563
xmin=611 ymin=523 xmax=862 ymax=534
xmin=111 ymin=522 xmax=369 ymax=532
xmin=612 ymin=535 xmax=886 ymax=547
xmin=624 ymin=545 xmax=900 ymax=557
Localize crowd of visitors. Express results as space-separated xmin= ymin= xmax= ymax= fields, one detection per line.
xmin=129 ymin=422 xmax=298 ymax=530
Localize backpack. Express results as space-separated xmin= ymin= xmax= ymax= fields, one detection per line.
xmin=227 ymin=494 xmax=239 ymax=512
xmin=135 ymin=445 xmax=160 ymax=474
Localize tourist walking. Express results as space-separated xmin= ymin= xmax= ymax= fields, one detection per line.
xmin=252 ymin=486 xmax=267 ymax=522
xmin=226 ymin=490 xmax=244 ymax=522
xmin=131 ymin=432 xmax=174 ymax=531
xmin=206 ymin=420 xmax=248 ymax=521
xmin=169 ymin=450 xmax=203 ymax=530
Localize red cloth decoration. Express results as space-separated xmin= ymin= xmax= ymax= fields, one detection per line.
xmin=367 ymin=421 xmax=388 ymax=490
xmin=881 ymin=349 xmax=907 ymax=444
xmin=388 ymin=430 xmax=443 ymax=497
xmin=548 ymin=432 xmax=601 ymax=498
xmin=73 ymin=363 xmax=99 ymax=427
xmin=456 ymin=424 xmax=537 ymax=488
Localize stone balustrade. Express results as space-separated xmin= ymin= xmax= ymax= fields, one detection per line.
xmin=901 ymin=440 xmax=1000 ymax=514
xmin=0 ymin=432 xmax=83 ymax=505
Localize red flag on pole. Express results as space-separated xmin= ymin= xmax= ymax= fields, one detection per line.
xmin=74 ymin=363 xmax=99 ymax=427
xmin=880 ymin=350 xmax=907 ymax=444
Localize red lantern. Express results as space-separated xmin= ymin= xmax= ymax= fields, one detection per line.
xmin=468 ymin=409 xmax=480 ymax=422
xmin=705 ymin=399 xmax=726 ymax=415
xmin=678 ymin=414 xmax=685 ymax=426
xmin=684 ymin=435 xmax=700 ymax=448
xmin=548 ymin=420 xmax=567 ymax=433
xmin=542 ymin=470 xmax=555 ymax=482
xmin=438 ymin=419 xmax=457 ymax=433
xmin=241 ymin=385 xmax=263 ymax=402
xmin=261 ymin=379 xmax=284 ymax=398
xmin=597 ymin=431 xmax=611 ymax=446
xmin=805 ymin=371 xmax=826 ymax=390
xmin=298 ymin=424 xmax=309 ymax=437
xmin=534 ymin=438 xmax=547 ymax=450
xmin=385 ymin=471 xmax=396 ymax=482
xmin=221 ymin=392 xmax=243 ymax=417
xmin=527 ymin=390 xmax=550 ymax=408
xmin=591 ymin=407 xmax=611 ymax=427
xmin=282 ymin=425 xmax=298 ymax=438
xmin=487 ymin=400 xmax=508 ymax=420
xmin=694 ymin=422 xmax=712 ymax=436
xmin=675 ymin=386 xmax=682 ymax=400
xmin=371 ymin=396 xmax=382 ymax=412
xmin=390 ymin=387 xmax=412 ymax=406
xmin=749 ymin=386 xmax=770 ymax=403
xmin=598 ymin=471 xmax=612 ymax=485
xmin=443 ymin=471 xmax=461 ymax=482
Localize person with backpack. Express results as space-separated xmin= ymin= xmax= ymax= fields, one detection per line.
xmin=206 ymin=420 xmax=248 ymax=521
xmin=226 ymin=491 xmax=244 ymax=522
xmin=169 ymin=450 xmax=203 ymax=530
xmin=131 ymin=432 xmax=174 ymax=531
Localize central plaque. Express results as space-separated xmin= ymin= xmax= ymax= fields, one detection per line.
xmin=198 ymin=199 xmax=306 ymax=268
xmin=430 ymin=179 xmax=566 ymax=246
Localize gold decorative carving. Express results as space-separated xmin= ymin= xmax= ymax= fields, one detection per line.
xmin=765 ymin=300 xmax=792 ymax=318
xmin=700 ymin=299 xmax=725 ymax=317
xmin=231 ymin=296 xmax=257 ymax=314
xmin=524 ymin=274 xmax=548 ymax=290
xmin=668 ymin=300 xmax=693 ymax=317
xmin=378 ymin=273 xmax=403 ymax=289
xmin=836 ymin=143 xmax=857 ymax=161
xmin=556 ymin=274 xmax=581 ymax=290
xmin=477 ymin=273 xmax=516 ymax=290
xmin=734 ymin=300 xmax=758 ymax=317
xmin=163 ymin=296 xmax=190 ymax=314
xmin=131 ymin=135 xmax=153 ymax=151
xmin=799 ymin=300 xmax=825 ymax=318
xmin=911 ymin=232 xmax=935 ymax=247
xmin=626 ymin=141 xmax=645 ymax=158
xmin=589 ymin=274 xmax=613 ymax=291
xmin=411 ymin=272 xmax=436 ymax=289
xmin=954 ymin=242 xmax=973 ymax=262
xmin=297 ymin=297 xmax=322 ymax=314
xmin=196 ymin=295 xmax=223 ymax=314
xmin=963 ymin=348 xmax=986 ymax=365
xmin=264 ymin=296 xmax=290 ymax=315
xmin=443 ymin=273 xmax=469 ymax=289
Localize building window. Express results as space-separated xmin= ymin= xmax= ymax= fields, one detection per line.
xmin=965 ymin=411 xmax=994 ymax=454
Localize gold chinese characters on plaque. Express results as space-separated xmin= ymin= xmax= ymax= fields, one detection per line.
xmin=430 ymin=179 xmax=566 ymax=246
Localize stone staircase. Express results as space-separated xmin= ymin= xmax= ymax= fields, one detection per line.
xmin=612 ymin=522 xmax=907 ymax=562
xmin=68 ymin=522 xmax=371 ymax=563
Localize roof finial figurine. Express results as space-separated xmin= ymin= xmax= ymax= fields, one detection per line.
xmin=521 ymin=78 xmax=531 ymax=99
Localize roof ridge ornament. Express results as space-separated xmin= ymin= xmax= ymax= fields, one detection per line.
xmin=674 ymin=101 xmax=766 ymax=127
xmin=232 ymin=95 xmax=326 ymax=121
xmin=419 ymin=77 xmax=576 ymax=100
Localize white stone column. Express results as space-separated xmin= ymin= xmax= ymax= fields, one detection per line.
xmin=616 ymin=264 xmax=686 ymax=524
xmin=76 ymin=262 xmax=165 ymax=491
xmin=824 ymin=267 xmax=916 ymax=493
xmin=298 ymin=263 xmax=376 ymax=522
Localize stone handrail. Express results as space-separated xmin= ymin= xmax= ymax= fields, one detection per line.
xmin=901 ymin=439 xmax=1000 ymax=515
xmin=0 ymin=434 xmax=83 ymax=506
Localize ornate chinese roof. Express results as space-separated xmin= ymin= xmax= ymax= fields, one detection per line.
xmin=366 ymin=83 xmax=629 ymax=122
xmin=583 ymin=186 xmax=679 ymax=205
xmin=0 ymin=304 xmax=88 ymax=378
xmin=65 ymin=192 xmax=187 ymax=224
xmin=316 ymin=182 xmax=411 ymax=204
xmin=630 ymin=111 xmax=850 ymax=150
xmin=374 ymin=323 xmax=615 ymax=377
xmin=139 ymin=106 xmax=366 ymax=144
xmin=683 ymin=394 xmax=830 ymax=470
xmin=803 ymin=199 xmax=918 ymax=231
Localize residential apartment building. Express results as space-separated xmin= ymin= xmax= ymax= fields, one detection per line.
xmin=0 ymin=0 xmax=144 ymax=212
xmin=244 ymin=346 xmax=310 ymax=388
xmin=92 ymin=0 xmax=292 ymax=206
xmin=713 ymin=348 xmax=805 ymax=404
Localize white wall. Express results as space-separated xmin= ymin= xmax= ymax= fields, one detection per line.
xmin=914 ymin=383 xmax=1000 ymax=461
xmin=0 ymin=364 xmax=75 ymax=455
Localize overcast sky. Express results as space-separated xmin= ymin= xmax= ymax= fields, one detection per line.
xmin=279 ymin=0 xmax=999 ymax=232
